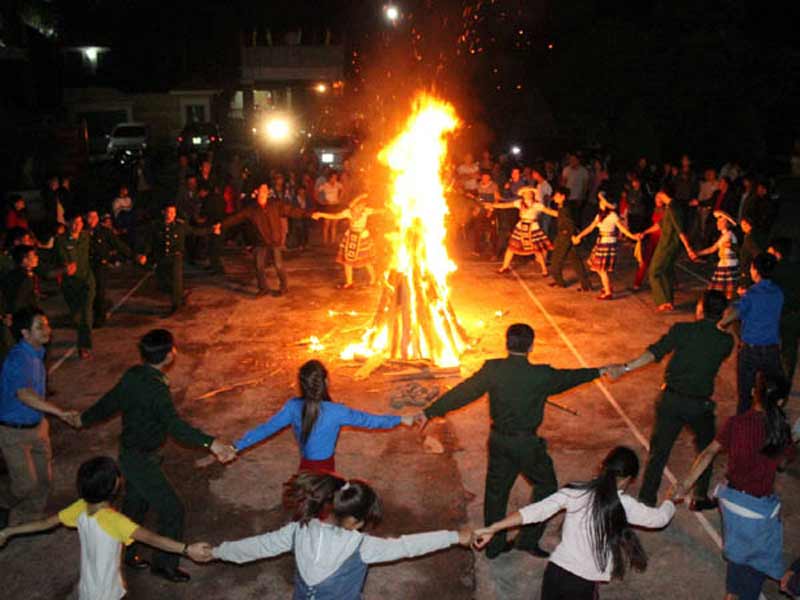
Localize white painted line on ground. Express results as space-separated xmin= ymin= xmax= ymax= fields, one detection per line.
xmin=677 ymin=261 xmax=711 ymax=285
xmin=48 ymin=270 xmax=153 ymax=375
xmin=511 ymin=270 xmax=724 ymax=551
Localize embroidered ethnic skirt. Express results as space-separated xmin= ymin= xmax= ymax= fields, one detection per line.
xmin=337 ymin=229 xmax=374 ymax=267
xmin=709 ymin=264 xmax=738 ymax=296
xmin=589 ymin=241 xmax=618 ymax=272
xmin=508 ymin=221 xmax=552 ymax=255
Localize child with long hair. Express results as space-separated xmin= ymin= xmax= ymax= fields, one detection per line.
xmin=312 ymin=194 xmax=381 ymax=289
xmin=572 ymin=192 xmax=640 ymax=300
xmin=474 ymin=446 xmax=676 ymax=599
xmin=486 ymin=186 xmax=556 ymax=276
xmin=0 ymin=457 xmax=209 ymax=599
xmin=202 ymin=472 xmax=472 ymax=599
xmin=676 ymin=372 xmax=794 ymax=600
xmin=232 ymin=360 xmax=414 ymax=473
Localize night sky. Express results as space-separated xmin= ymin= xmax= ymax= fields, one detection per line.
xmin=22 ymin=1 xmax=800 ymax=168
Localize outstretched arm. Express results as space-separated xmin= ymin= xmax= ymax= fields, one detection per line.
xmin=360 ymin=529 xmax=465 ymax=564
xmin=695 ymin=239 xmax=720 ymax=258
xmin=312 ymin=210 xmax=349 ymax=220
xmin=617 ymin=220 xmax=639 ymax=241
xmin=422 ymin=363 xmax=492 ymax=422
xmin=0 ymin=514 xmax=61 ymax=547
xmin=233 ymin=401 xmax=294 ymax=453
xmin=540 ymin=205 xmax=559 ymax=218
xmin=212 ymin=522 xmax=296 ymax=564
xmin=474 ymin=491 xmax=568 ymax=549
xmin=573 ymin=216 xmax=599 ymax=243
xmin=677 ymin=440 xmax=722 ymax=498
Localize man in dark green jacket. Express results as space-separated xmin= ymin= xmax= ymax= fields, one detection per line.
xmin=138 ymin=202 xmax=217 ymax=316
xmin=75 ymin=329 xmax=235 ymax=582
xmin=87 ymin=209 xmax=131 ymax=327
xmin=418 ymin=323 xmax=616 ymax=559
xmin=621 ymin=290 xmax=734 ymax=510
xmin=548 ymin=186 xmax=591 ymax=291
xmin=55 ymin=214 xmax=95 ymax=358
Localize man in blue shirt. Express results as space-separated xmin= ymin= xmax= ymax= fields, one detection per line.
xmin=719 ymin=253 xmax=788 ymax=413
xmin=0 ymin=308 xmax=77 ymax=527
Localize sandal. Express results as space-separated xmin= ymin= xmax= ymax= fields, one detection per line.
xmin=596 ymin=292 xmax=613 ymax=300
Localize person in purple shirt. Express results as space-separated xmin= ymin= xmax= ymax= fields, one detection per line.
xmin=233 ymin=360 xmax=413 ymax=473
xmin=0 ymin=309 xmax=77 ymax=528
xmin=719 ymin=252 xmax=789 ymax=413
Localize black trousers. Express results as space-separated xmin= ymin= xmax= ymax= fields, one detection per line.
xmin=541 ymin=562 xmax=598 ymax=600
xmin=254 ymin=245 xmax=287 ymax=292
xmin=92 ymin=264 xmax=109 ymax=325
xmin=484 ymin=431 xmax=558 ymax=557
xmin=120 ymin=450 xmax=184 ymax=570
xmin=550 ymin=235 xmax=590 ymax=288
xmin=155 ymin=257 xmax=184 ymax=310
xmin=639 ymin=389 xmax=716 ymax=505
xmin=736 ymin=343 xmax=787 ymax=413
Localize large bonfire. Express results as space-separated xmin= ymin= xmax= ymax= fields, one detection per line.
xmin=342 ymin=93 xmax=469 ymax=373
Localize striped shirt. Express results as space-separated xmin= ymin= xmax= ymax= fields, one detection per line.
xmin=716 ymin=409 xmax=796 ymax=497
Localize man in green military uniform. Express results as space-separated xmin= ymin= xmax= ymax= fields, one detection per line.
xmin=74 ymin=329 xmax=235 ymax=582
xmin=648 ymin=189 xmax=697 ymax=312
xmin=55 ymin=214 xmax=95 ymax=359
xmin=768 ymin=238 xmax=800 ymax=386
xmin=138 ymin=201 xmax=218 ymax=316
xmin=737 ymin=216 xmax=767 ymax=294
xmin=86 ymin=210 xmax=131 ymax=327
xmin=548 ymin=186 xmax=591 ymax=291
xmin=621 ymin=290 xmax=733 ymax=510
xmin=417 ymin=323 xmax=617 ymax=558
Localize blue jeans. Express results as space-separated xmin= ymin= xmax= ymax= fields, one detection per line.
xmin=736 ymin=343 xmax=788 ymax=413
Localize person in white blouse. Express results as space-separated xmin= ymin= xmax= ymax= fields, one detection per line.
xmin=573 ymin=192 xmax=640 ymax=300
xmin=693 ymin=210 xmax=739 ymax=300
xmin=474 ymin=446 xmax=676 ymax=600
xmin=485 ymin=187 xmax=557 ymax=276
xmin=312 ymin=194 xmax=383 ymax=289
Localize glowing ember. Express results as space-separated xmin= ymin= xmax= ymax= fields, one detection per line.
xmin=308 ymin=336 xmax=325 ymax=352
xmin=342 ymin=93 xmax=469 ymax=368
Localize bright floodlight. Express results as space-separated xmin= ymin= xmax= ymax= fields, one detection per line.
xmin=384 ymin=4 xmax=400 ymax=22
xmin=315 ymin=83 xmax=328 ymax=94
xmin=511 ymin=145 xmax=522 ymax=156
xmin=265 ymin=117 xmax=291 ymax=143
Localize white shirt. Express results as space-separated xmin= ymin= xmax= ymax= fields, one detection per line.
xmin=456 ymin=162 xmax=480 ymax=192
xmin=597 ymin=211 xmax=620 ymax=242
xmin=511 ymin=199 xmax=545 ymax=229
xmin=213 ymin=519 xmax=458 ymax=587
xmin=111 ymin=196 xmax=133 ymax=218
xmin=318 ymin=181 xmax=343 ymax=206
xmin=534 ymin=180 xmax=553 ymax=206
xmin=718 ymin=229 xmax=738 ymax=266
xmin=520 ymin=488 xmax=675 ymax=582
xmin=562 ymin=165 xmax=589 ymax=201
xmin=58 ymin=500 xmax=139 ymax=600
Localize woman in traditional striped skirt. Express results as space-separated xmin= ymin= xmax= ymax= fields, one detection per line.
xmin=486 ymin=186 xmax=557 ymax=275
xmin=572 ymin=192 xmax=640 ymax=300
xmin=312 ymin=195 xmax=380 ymax=289
xmin=694 ymin=210 xmax=739 ymax=299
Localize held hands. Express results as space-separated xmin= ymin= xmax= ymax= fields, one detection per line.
xmin=186 ymin=542 xmax=215 ymax=563
xmin=212 ymin=223 xmax=222 ymax=235
xmin=571 ymin=235 xmax=581 ymax=246
xmin=600 ymin=364 xmax=627 ymax=381
xmin=666 ymin=482 xmax=686 ymax=505
xmin=61 ymin=410 xmax=82 ymax=429
xmin=457 ymin=528 xmax=475 ymax=547
xmin=472 ymin=526 xmax=495 ymax=550
xmin=400 ymin=415 xmax=416 ymax=427
xmin=311 ymin=212 xmax=322 ymax=220
xmin=209 ymin=439 xmax=237 ymax=464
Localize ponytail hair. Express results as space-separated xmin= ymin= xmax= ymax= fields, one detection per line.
xmin=285 ymin=472 xmax=383 ymax=528
xmin=298 ymin=360 xmax=331 ymax=446
xmin=567 ymin=446 xmax=648 ymax=579
xmin=754 ymin=371 xmax=792 ymax=458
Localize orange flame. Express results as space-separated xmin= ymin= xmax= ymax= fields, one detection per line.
xmin=342 ymin=93 xmax=468 ymax=367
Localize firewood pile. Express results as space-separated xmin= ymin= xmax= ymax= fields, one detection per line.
xmin=389 ymin=382 xmax=440 ymax=409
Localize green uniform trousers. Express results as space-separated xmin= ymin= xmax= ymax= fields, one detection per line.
xmin=155 ymin=257 xmax=184 ymax=310
xmin=781 ymin=312 xmax=800 ymax=386
xmin=550 ymin=235 xmax=590 ymax=289
xmin=120 ymin=450 xmax=184 ymax=571
xmin=92 ymin=264 xmax=109 ymax=326
xmin=62 ymin=274 xmax=95 ymax=349
xmin=485 ymin=431 xmax=557 ymax=557
xmin=648 ymin=242 xmax=679 ymax=306
xmin=639 ymin=389 xmax=715 ymax=505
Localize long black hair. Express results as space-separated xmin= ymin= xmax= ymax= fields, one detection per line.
xmin=753 ymin=372 xmax=792 ymax=458
xmin=285 ymin=472 xmax=383 ymax=528
xmin=566 ymin=446 xmax=648 ymax=579
xmin=298 ymin=360 xmax=331 ymax=446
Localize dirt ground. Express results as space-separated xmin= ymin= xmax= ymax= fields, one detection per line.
xmin=2 ymin=237 xmax=798 ymax=600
